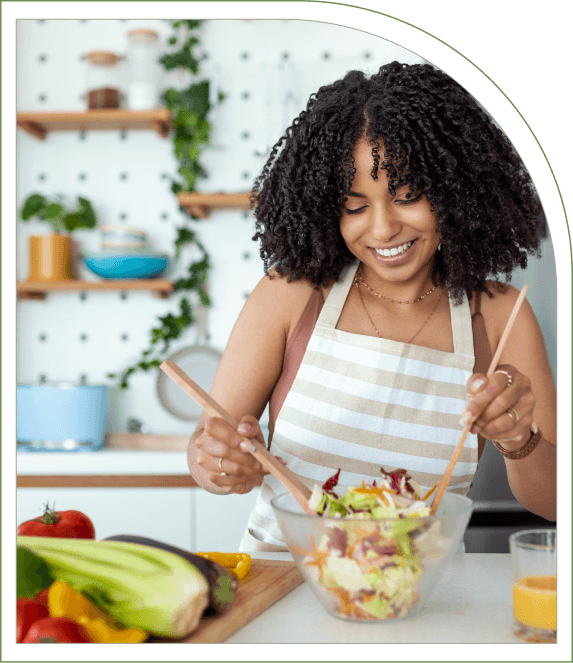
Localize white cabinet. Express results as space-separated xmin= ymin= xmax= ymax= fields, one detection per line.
xmin=194 ymin=489 xmax=259 ymax=552
xmin=17 ymin=487 xmax=195 ymax=550
xmin=17 ymin=486 xmax=260 ymax=552
xmin=17 ymin=449 xmax=261 ymax=552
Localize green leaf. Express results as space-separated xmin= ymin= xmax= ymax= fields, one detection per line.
xmin=41 ymin=202 xmax=65 ymax=220
xmin=174 ymin=226 xmax=198 ymax=259
xmin=172 ymin=19 xmax=201 ymax=30
xmin=20 ymin=193 xmax=46 ymax=220
xmin=62 ymin=213 xmax=81 ymax=232
xmin=77 ymin=196 xmax=97 ymax=227
xmin=17 ymin=545 xmax=54 ymax=598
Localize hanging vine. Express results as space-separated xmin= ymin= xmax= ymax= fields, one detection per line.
xmin=108 ymin=19 xmax=219 ymax=389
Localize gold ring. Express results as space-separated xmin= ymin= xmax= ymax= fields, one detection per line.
xmin=218 ymin=457 xmax=226 ymax=476
xmin=490 ymin=408 xmax=521 ymax=446
xmin=506 ymin=407 xmax=519 ymax=424
xmin=494 ymin=369 xmax=513 ymax=387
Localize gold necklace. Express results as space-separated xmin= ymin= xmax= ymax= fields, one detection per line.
xmin=354 ymin=266 xmax=436 ymax=304
xmin=356 ymin=278 xmax=444 ymax=344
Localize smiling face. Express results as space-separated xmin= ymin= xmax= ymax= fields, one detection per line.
xmin=339 ymin=139 xmax=440 ymax=290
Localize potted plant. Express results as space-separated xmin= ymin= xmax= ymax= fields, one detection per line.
xmin=19 ymin=193 xmax=97 ymax=281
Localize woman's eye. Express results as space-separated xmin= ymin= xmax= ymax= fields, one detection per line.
xmin=343 ymin=192 xmax=421 ymax=213
xmin=396 ymin=192 xmax=422 ymax=206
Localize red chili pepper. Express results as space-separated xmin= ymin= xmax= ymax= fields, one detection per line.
xmin=17 ymin=598 xmax=49 ymax=643
xmin=22 ymin=617 xmax=93 ymax=643
xmin=17 ymin=503 xmax=95 ymax=539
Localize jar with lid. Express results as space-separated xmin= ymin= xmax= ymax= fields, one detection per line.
xmin=126 ymin=29 xmax=160 ymax=110
xmin=85 ymin=51 xmax=121 ymax=109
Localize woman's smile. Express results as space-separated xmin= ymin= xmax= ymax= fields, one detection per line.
xmin=370 ymin=239 xmax=416 ymax=265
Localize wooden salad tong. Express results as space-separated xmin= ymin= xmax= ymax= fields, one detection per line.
xmin=430 ymin=284 xmax=530 ymax=514
xmin=159 ymin=360 xmax=314 ymax=514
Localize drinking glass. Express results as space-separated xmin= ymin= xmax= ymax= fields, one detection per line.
xmin=509 ymin=529 xmax=556 ymax=643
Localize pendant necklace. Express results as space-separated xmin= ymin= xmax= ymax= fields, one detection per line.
xmin=353 ymin=267 xmax=443 ymax=344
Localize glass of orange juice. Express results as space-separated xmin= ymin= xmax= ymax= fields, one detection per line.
xmin=509 ymin=529 xmax=556 ymax=643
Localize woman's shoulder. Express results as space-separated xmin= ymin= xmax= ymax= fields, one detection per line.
xmin=480 ymin=280 xmax=523 ymax=313
xmin=247 ymin=268 xmax=331 ymax=333
xmin=248 ymin=267 xmax=320 ymax=327
xmin=254 ymin=268 xmax=322 ymax=299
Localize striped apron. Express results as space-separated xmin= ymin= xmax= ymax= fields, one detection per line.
xmin=240 ymin=262 xmax=478 ymax=552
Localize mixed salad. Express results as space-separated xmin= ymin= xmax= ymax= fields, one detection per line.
xmin=300 ymin=468 xmax=451 ymax=620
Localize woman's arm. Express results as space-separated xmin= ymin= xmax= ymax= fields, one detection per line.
xmin=187 ymin=271 xmax=316 ymax=495
xmin=463 ymin=285 xmax=556 ymax=520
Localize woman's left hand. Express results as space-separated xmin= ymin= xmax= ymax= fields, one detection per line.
xmin=461 ymin=364 xmax=535 ymax=447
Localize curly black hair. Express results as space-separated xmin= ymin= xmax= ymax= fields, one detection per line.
xmin=251 ymin=61 xmax=543 ymax=301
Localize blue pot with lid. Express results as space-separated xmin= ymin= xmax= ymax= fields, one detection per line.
xmin=17 ymin=380 xmax=109 ymax=452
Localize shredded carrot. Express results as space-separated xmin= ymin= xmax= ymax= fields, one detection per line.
xmin=421 ymin=481 xmax=440 ymax=502
xmin=352 ymin=485 xmax=397 ymax=497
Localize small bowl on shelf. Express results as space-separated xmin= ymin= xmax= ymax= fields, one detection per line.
xmin=100 ymin=225 xmax=148 ymax=251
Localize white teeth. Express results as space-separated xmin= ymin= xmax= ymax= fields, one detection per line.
xmin=375 ymin=241 xmax=412 ymax=257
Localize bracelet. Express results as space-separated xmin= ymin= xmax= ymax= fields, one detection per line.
xmin=491 ymin=427 xmax=544 ymax=459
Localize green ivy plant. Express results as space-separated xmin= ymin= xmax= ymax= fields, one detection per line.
xmin=108 ymin=19 xmax=219 ymax=389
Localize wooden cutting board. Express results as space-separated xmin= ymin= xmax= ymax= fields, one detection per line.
xmin=182 ymin=559 xmax=304 ymax=643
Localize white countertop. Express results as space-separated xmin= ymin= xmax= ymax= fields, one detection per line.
xmin=16 ymin=451 xmax=523 ymax=516
xmin=226 ymin=553 xmax=555 ymax=646
xmin=17 ymin=448 xmax=189 ymax=475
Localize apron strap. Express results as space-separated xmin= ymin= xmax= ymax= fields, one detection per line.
xmin=314 ymin=261 xmax=359 ymax=330
xmin=449 ymin=290 xmax=474 ymax=357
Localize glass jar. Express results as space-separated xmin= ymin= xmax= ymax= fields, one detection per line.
xmin=126 ymin=29 xmax=160 ymax=110
xmin=85 ymin=51 xmax=121 ymax=109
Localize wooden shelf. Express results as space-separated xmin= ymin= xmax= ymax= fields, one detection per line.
xmin=17 ymin=474 xmax=197 ymax=489
xmin=17 ymin=112 xmax=251 ymax=218
xmin=17 ymin=279 xmax=175 ymax=300
xmin=16 ymin=108 xmax=172 ymax=140
xmin=177 ymin=191 xmax=251 ymax=219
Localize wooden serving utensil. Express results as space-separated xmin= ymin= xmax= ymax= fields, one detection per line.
xmin=159 ymin=360 xmax=314 ymax=514
xmin=430 ymin=284 xmax=530 ymax=515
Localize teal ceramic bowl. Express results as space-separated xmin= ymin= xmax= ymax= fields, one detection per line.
xmin=84 ymin=252 xmax=169 ymax=279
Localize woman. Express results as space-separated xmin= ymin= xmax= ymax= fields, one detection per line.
xmin=188 ymin=61 xmax=556 ymax=551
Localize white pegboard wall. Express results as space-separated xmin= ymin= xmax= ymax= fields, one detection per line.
xmin=16 ymin=18 xmax=426 ymax=435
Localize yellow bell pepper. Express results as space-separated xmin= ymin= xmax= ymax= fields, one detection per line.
xmin=47 ymin=580 xmax=148 ymax=643
xmin=196 ymin=552 xmax=251 ymax=580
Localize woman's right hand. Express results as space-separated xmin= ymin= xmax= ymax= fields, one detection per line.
xmin=195 ymin=414 xmax=281 ymax=494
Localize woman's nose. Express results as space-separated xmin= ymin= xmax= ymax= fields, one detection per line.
xmin=370 ymin=204 xmax=401 ymax=241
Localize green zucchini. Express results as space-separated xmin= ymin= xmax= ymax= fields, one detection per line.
xmin=104 ymin=535 xmax=238 ymax=615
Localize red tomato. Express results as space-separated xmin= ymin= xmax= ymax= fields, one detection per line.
xmin=17 ymin=598 xmax=49 ymax=643
xmin=22 ymin=617 xmax=93 ymax=643
xmin=33 ymin=589 xmax=50 ymax=609
xmin=17 ymin=504 xmax=95 ymax=539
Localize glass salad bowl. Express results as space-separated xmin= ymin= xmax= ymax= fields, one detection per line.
xmin=271 ymin=488 xmax=473 ymax=622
